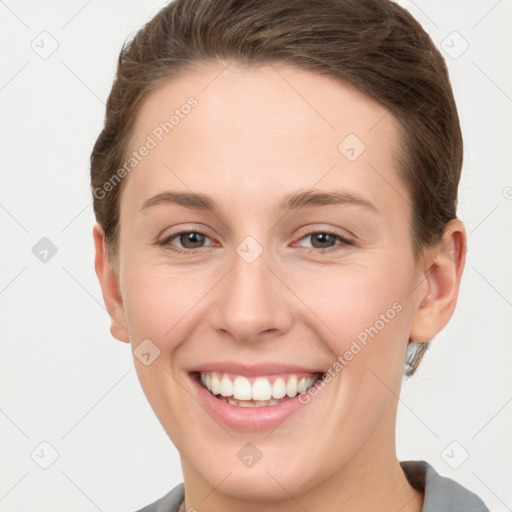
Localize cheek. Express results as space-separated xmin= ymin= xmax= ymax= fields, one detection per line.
xmin=296 ymin=265 xmax=411 ymax=432
xmin=295 ymin=262 xmax=410 ymax=351
xmin=121 ymin=254 xmax=413 ymax=358
xmin=121 ymin=265 xmax=214 ymax=346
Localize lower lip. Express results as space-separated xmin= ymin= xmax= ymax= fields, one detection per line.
xmin=189 ymin=372 xmax=313 ymax=431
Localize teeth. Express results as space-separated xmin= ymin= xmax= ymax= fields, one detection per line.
xmin=252 ymin=378 xmax=272 ymax=401
xmin=297 ymin=377 xmax=307 ymax=394
xmin=272 ymin=378 xmax=287 ymax=399
xmin=234 ymin=376 xmax=252 ymax=400
xmin=211 ymin=373 xmax=221 ymax=395
xmin=199 ymin=371 xmax=319 ymax=401
xmin=220 ymin=375 xmax=233 ymax=397
xmin=286 ymin=375 xmax=297 ymax=398
xmin=221 ymin=396 xmax=280 ymax=407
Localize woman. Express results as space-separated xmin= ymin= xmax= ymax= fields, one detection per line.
xmin=90 ymin=0 xmax=489 ymax=510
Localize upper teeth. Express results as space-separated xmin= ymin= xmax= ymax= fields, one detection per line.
xmin=199 ymin=371 xmax=319 ymax=401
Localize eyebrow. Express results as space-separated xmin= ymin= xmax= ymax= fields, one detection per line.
xmin=140 ymin=189 xmax=378 ymax=213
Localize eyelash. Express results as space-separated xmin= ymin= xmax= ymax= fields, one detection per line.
xmin=157 ymin=229 xmax=354 ymax=255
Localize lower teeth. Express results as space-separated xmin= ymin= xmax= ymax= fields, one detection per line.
xmin=215 ymin=395 xmax=290 ymax=407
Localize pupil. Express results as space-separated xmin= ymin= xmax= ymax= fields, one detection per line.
xmin=182 ymin=232 xmax=204 ymax=248
xmin=313 ymin=233 xmax=334 ymax=248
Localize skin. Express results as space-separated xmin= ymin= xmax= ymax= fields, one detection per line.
xmin=93 ymin=62 xmax=466 ymax=512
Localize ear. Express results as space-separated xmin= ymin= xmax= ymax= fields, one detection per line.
xmin=92 ymin=222 xmax=130 ymax=343
xmin=409 ymin=219 xmax=467 ymax=343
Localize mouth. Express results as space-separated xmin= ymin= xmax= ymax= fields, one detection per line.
xmin=190 ymin=370 xmax=324 ymax=408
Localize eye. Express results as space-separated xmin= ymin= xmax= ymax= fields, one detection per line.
xmin=157 ymin=228 xmax=354 ymax=255
xmin=295 ymin=229 xmax=354 ymax=252
xmin=158 ymin=230 xmax=215 ymax=254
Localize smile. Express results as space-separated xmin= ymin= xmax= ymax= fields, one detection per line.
xmin=197 ymin=371 xmax=321 ymax=407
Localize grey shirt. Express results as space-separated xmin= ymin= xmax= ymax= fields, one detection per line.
xmin=134 ymin=460 xmax=489 ymax=512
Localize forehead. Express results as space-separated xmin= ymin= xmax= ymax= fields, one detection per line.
xmin=123 ymin=62 xmax=406 ymax=218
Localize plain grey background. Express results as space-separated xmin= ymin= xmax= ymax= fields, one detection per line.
xmin=0 ymin=0 xmax=511 ymax=511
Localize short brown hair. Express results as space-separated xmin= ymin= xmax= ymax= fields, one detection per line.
xmin=90 ymin=0 xmax=463 ymax=376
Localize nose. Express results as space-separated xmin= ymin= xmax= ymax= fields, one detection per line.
xmin=208 ymin=240 xmax=294 ymax=344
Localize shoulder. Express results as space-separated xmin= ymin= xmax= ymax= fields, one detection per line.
xmin=131 ymin=482 xmax=184 ymax=512
xmin=400 ymin=460 xmax=490 ymax=512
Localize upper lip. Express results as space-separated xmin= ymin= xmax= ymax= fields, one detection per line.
xmin=189 ymin=362 xmax=324 ymax=377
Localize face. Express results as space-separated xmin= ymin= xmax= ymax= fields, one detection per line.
xmin=104 ymin=62 xmax=434 ymax=499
